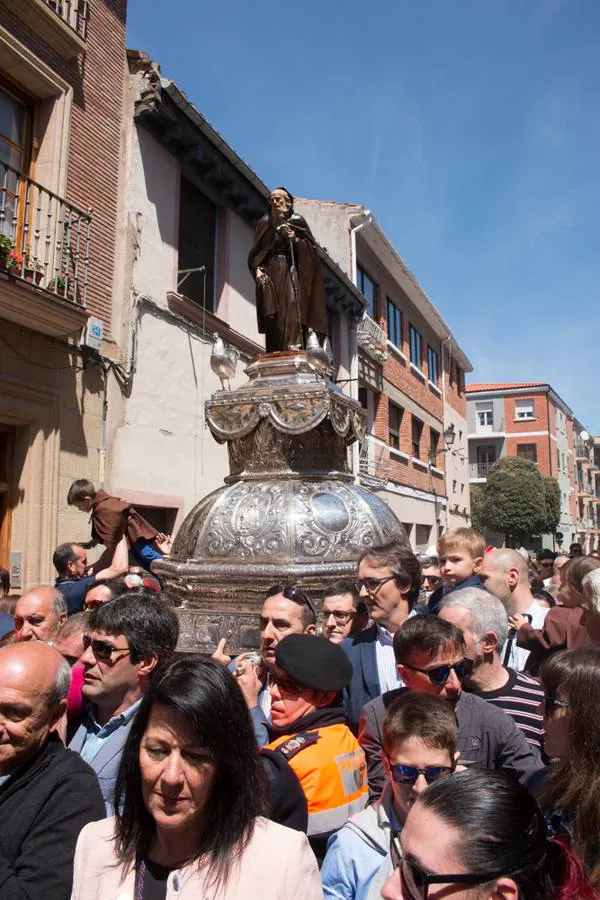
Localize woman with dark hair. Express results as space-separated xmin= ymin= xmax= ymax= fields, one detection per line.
xmin=538 ymin=647 xmax=600 ymax=886
xmin=510 ymin=556 xmax=600 ymax=675
xmin=71 ymin=656 xmax=322 ymax=899
xmin=381 ymin=769 xmax=599 ymax=899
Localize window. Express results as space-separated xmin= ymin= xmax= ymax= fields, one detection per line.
xmin=476 ymin=445 xmax=496 ymax=478
xmin=427 ymin=346 xmax=439 ymax=384
xmin=412 ymin=417 xmax=423 ymax=459
xmin=389 ymin=403 xmax=403 ymax=450
xmin=475 ymin=401 xmax=493 ymax=433
xmin=178 ymin=177 xmax=216 ymax=310
xmin=557 ymin=448 xmax=561 ymax=471
xmin=449 ymin=361 xmax=456 ymax=386
xmin=386 ymin=298 xmax=402 ymax=348
xmin=415 ymin=524 xmax=431 ymax=551
xmin=515 ymin=399 xmax=535 ymax=420
xmin=430 ymin=428 xmax=440 ymax=464
xmin=0 ymin=79 xmax=34 ymax=244
xmin=457 ymin=367 xmax=465 ymax=395
xmin=357 ymin=266 xmax=377 ymax=318
xmin=409 ymin=325 xmax=422 ymax=368
xmin=517 ymin=444 xmax=537 ymax=462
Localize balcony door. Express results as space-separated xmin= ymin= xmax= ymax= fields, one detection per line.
xmin=475 ymin=401 xmax=494 ymax=434
xmin=476 ymin=444 xmax=496 ymax=479
xmin=0 ymin=427 xmax=14 ymax=572
xmin=0 ymin=78 xmax=33 ymax=244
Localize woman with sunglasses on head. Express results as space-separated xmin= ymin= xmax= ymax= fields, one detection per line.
xmin=71 ymin=655 xmax=323 ymax=899
xmin=536 ymin=647 xmax=600 ymax=886
xmin=321 ymin=692 xmax=458 ymax=899
xmin=381 ymin=768 xmax=599 ymax=900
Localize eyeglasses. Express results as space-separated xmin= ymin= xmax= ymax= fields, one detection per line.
xmin=398 ymin=857 xmax=507 ymax=900
xmin=325 ymin=610 xmax=356 ymax=625
xmin=402 ymin=658 xmax=473 ymax=686
xmin=387 ymin=761 xmax=454 ymax=786
xmin=266 ymin=584 xmax=317 ymax=623
xmin=273 ymin=674 xmax=304 ymax=697
xmin=82 ymin=633 xmax=131 ymax=663
xmin=539 ymin=561 xmax=554 ymax=568
xmin=421 ymin=575 xmax=442 ymax=588
xmin=543 ymin=695 xmax=570 ymax=716
xmin=354 ymin=575 xmax=397 ymax=593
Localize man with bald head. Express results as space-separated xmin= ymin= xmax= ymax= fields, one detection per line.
xmin=13 ymin=585 xmax=67 ymax=643
xmin=0 ymin=642 xmax=104 ymax=897
xmin=478 ymin=548 xmax=548 ymax=671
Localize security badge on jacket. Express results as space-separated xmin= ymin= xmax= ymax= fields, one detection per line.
xmin=276 ymin=731 xmax=367 ymax=794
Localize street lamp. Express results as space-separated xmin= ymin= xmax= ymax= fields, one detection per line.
xmin=429 ymin=423 xmax=456 ymax=467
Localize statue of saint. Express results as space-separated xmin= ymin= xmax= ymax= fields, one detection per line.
xmin=248 ymin=187 xmax=328 ymax=352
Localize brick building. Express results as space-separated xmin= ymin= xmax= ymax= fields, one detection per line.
xmin=0 ymin=0 xmax=127 ymax=587
xmin=466 ymin=382 xmax=594 ymax=550
xmin=572 ymin=424 xmax=600 ymax=553
xmin=295 ymin=200 xmax=472 ymax=551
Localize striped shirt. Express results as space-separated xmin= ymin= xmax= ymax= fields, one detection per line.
xmin=375 ymin=625 xmax=404 ymax=694
xmin=467 ymin=668 xmax=545 ymax=753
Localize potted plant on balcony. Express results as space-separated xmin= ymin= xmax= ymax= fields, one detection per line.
xmin=0 ymin=235 xmax=12 ymax=272
xmin=46 ymin=275 xmax=80 ymax=302
xmin=23 ymin=254 xmax=44 ymax=286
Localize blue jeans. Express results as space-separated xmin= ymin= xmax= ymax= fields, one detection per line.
xmin=131 ymin=538 xmax=162 ymax=571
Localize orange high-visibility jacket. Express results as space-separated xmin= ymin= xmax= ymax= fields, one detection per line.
xmin=268 ymin=721 xmax=368 ymax=837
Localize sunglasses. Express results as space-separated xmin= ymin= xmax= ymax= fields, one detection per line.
xmin=402 ymin=658 xmax=473 ymax=686
xmin=266 ymin=584 xmax=317 ymax=622
xmin=354 ymin=575 xmax=397 ymax=593
xmin=421 ymin=575 xmax=442 ymax=588
xmin=273 ymin=674 xmax=304 ymax=697
xmin=82 ymin=633 xmax=131 ymax=662
xmin=387 ymin=761 xmax=453 ymax=786
xmin=543 ymin=695 xmax=569 ymax=716
xmin=398 ymin=857 xmax=507 ymax=900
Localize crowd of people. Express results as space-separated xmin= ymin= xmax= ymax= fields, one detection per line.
xmin=1 ymin=489 xmax=600 ymax=898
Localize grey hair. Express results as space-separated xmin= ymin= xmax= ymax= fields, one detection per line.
xmin=47 ymin=652 xmax=72 ymax=707
xmin=583 ymin=569 xmax=600 ymax=614
xmin=441 ymin=587 xmax=509 ymax=649
xmin=51 ymin=588 xmax=68 ymax=618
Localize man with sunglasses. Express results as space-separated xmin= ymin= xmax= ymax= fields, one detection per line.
xmin=68 ymin=592 xmax=179 ymax=813
xmin=266 ymin=633 xmax=368 ymax=862
xmin=341 ymin=541 xmax=422 ymax=730
xmin=358 ymin=615 xmax=543 ymax=800
xmin=321 ymin=692 xmax=458 ymax=900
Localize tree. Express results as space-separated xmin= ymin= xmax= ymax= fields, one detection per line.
xmin=478 ymin=457 xmax=547 ymax=546
xmin=543 ymin=476 xmax=561 ymax=535
xmin=469 ymin=484 xmax=487 ymax=534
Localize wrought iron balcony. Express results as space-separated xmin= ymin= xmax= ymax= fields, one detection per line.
xmin=0 ymin=162 xmax=91 ymax=336
xmin=469 ymin=460 xmax=494 ymax=480
xmin=357 ymin=314 xmax=388 ymax=362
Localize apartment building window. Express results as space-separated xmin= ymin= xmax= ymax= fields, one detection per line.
xmin=557 ymin=448 xmax=561 ymax=471
xmin=412 ymin=417 xmax=423 ymax=459
xmin=430 ymin=428 xmax=440 ymax=463
xmin=515 ymin=398 xmax=535 ymax=421
xmin=178 ymin=177 xmax=216 ymax=310
xmin=409 ymin=325 xmax=422 ymax=368
xmin=415 ymin=524 xmax=431 ymax=551
xmin=457 ymin=366 xmax=465 ymax=395
xmin=0 ymin=79 xmax=34 ymax=242
xmin=475 ymin=401 xmax=493 ymax=433
xmin=357 ymin=266 xmax=377 ymax=318
xmin=389 ymin=403 xmax=403 ymax=450
xmin=386 ymin=298 xmax=402 ymax=347
xmin=427 ymin=346 xmax=439 ymax=384
xmin=517 ymin=444 xmax=537 ymax=462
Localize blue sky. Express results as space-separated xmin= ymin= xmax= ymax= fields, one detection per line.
xmin=127 ymin=0 xmax=598 ymax=429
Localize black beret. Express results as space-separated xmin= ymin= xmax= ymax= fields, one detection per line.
xmin=275 ymin=634 xmax=353 ymax=691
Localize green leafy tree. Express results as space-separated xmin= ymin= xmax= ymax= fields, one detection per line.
xmin=479 ymin=457 xmax=547 ymax=546
xmin=469 ymin=484 xmax=487 ymax=534
xmin=543 ymin=476 xmax=561 ymax=535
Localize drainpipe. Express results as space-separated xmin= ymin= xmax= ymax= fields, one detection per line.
xmin=349 ymin=212 xmax=372 ymax=479
xmin=442 ymin=334 xmax=451 ymax=529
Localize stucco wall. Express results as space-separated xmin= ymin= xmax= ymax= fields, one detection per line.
xmin=294 ymin=199 xmax=352 ymax=276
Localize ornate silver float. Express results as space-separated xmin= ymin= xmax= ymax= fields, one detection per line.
xmin=154 ymin=351 xmax=408 ymax=651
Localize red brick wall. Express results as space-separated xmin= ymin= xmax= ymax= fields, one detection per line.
xmin=505 ymin=436 xmax=552 ymax=477
xmin=1 ymin=1 xmax=127 ymax=331
xmin=504 ymin=393 xmax=550 ymax=434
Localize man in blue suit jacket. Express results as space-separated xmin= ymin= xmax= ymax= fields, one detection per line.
xmin=341 ymin=541 xmax=422 ymax=729
xmin=68 ymin=592 xmax=179 ymax=813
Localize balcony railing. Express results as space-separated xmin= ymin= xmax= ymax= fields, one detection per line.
xmin=469 ymin=460 xmax=495 ymax=480
xmin=359 ymin=434 xmax=389 ymax=479
xmin=0 ymin=162 xmax=91 ymax=307
xmin=43 ymin=0 xmax=88 ymax=39
xmin=357 ymin=314 xmax=388 ymax=362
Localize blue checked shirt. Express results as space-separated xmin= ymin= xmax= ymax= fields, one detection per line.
xmin=79 ymin=698 xmax=143 ymax=765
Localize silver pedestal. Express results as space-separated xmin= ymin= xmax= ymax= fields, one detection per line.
xmin=154 ymin=351 xmax=408 ymax=651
